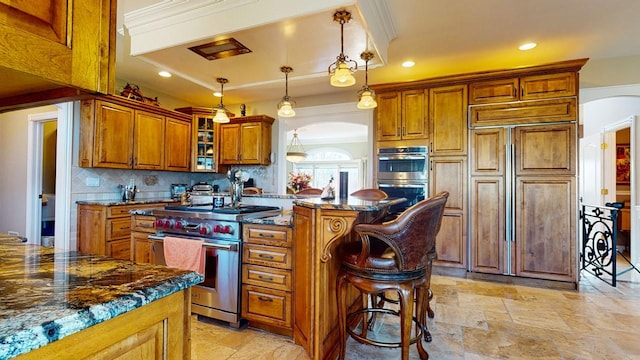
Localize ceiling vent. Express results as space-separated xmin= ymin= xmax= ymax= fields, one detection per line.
xmin=189 ymin=38 xmax=252 ymax=60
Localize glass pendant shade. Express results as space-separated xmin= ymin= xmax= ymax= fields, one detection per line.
xmin=286 ymin=131 xmax=306 ymax=163
xmin=213 ymin=107 xmax=230 ymax=123
xmin=330 ymin=62 xmax=356 ymax=87
xmin=278 ymin=98 xmax=296 ymax=117
xmin=357 ymin=88 xmax=377 ymax=109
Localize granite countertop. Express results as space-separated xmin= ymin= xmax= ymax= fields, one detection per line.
xmin=0 ymin=239 xmax=203 ymax=359
xmin=292 ymin=196 xmax=407 ymax=211
xmin=75 ymin=198 xmax=178 ymax=206
xmin=242 ymin=211 xmax=293 ymax=227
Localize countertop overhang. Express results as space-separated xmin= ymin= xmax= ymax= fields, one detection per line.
xmin=0 ymin=239 xmax=202 ymax=359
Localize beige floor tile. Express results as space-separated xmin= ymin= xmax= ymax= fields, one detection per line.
xmin=189 ymin=273 xmax=640 ymax=360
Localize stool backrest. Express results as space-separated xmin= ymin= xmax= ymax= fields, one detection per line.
xmin=355 ymin=191 xmax=449 ymax=271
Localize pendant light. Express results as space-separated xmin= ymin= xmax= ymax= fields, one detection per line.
xmin=277 ymin=66 xmax=296 ymax=117
xmin=286 ymin=130 xmax=307 ymax=163
xmin=212 ymin=77 xmax=230 ymax=123
xmin=357 ymin=51 xmax=377 ymax=109
xmin=328 ymin=10 xmax=357 ymax=87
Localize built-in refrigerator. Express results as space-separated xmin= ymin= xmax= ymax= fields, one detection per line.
xmin=469 ymin=122 xmax=576 ymax=282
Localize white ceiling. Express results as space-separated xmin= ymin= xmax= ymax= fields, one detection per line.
xmin=115 ymin=0 xmax=640 ymax=141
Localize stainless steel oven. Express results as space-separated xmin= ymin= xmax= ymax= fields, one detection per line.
xmin=377 ymin=146 xmax=428 ymax=182
xmin=149 ymin=204 xmax=281 ymax=328
xmin=378 ymin=181 xmax=428 ymax=213
xmin=377 ymin=146 xmax=428 ymax=212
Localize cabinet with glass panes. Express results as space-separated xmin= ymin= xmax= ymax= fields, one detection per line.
xmin=175 ymin=107 xmax=224 ymax=172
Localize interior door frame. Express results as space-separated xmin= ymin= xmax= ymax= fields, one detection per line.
xmin=602 ymin=115 xmax=637 ymax=275
xmin=26 ymin=102 xmax=73 ymax=250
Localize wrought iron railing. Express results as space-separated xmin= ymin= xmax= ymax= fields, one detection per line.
xmin=580 ymin=203 xmax=639 ymax=287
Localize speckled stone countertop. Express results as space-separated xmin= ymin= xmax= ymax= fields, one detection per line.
xmin=0 ymin=238 xmax=203 ymax=359
xmin=242 ymin=212 xmax=292 ymax=227
xmin=76 ymin=198 xmax=178 ymax=206
xmin=292 ymin=196 xmax=407 ymax=211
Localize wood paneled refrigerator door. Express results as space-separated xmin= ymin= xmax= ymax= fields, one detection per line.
xmin=470 ymin=128 xmax=506 ymax=274
xmin=469 ymin=123 xmax=576 ymax=282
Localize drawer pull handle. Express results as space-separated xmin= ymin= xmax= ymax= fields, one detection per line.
xmin=258 ymin=296 xmax=273 ymax=302
xmin=258 ymin=254 xmax=275 ymax=260
xmin=258 ymin=233 xmax=275 ymax=238
xmin=258 ymin=275 xmax=274 ymax=281
xmin=140 ymin=223 xmax=152 ymax=228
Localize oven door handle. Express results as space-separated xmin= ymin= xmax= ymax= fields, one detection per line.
xmin=148 ymin=234 xmax=238 ymax=252
xmin=378 ymin=183 xmax=426 ymax=189
xmin=377 ymin=155 xmax=427 ymax=160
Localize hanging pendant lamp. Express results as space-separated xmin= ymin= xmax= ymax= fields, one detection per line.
xmin=212 ymin=77 xmax=230 ymax=123
xmin=357 ymin=51 xmax=378 ymax=109
xmin=328 ymin=10 xmax=357 ymax=87
xmin=286 ymin=130 xmax=307 ymax=163
xmin=277 ymin=66 xmax=296 ymax=117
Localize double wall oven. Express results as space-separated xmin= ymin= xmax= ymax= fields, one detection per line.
xmin=150 ymin=204 xmax=280 ymax=327
xmin=377 ymin=146 xmax=428 ymax=212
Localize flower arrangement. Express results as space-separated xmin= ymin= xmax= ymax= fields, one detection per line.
xmin=288 ymin=172 xmax=312 ymax=193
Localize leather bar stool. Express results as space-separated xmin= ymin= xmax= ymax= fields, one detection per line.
xmin=336 ymin=191 xmax=448 ymax=360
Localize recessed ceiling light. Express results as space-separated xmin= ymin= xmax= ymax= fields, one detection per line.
xmin=402 ymin=60 xmax=415 ymax=68
xmin=158 ymin=71 xmax=172 ymax=78
xmin=213 ymin=91 xmax=222 ymax=97
xmin=519 ymin=42 xmax=537 ymax=51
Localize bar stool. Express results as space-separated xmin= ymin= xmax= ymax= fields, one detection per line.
xmin=336 ymin=191 xmax=448 ymax=360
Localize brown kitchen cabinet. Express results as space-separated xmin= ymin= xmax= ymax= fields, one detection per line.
xmin=241 ymin=223 xmax=293 ymax=336
xmin=429 ymin=84 xmax=468 ymax=156
xmin=131 ymin=214 xmax=157 ymax=264
xmin=175 ymin=107 xmax=223 ymax=172
xmin=79 ymin=96 xmax=192 ymax=171
xmin=78 ymin=202 xmax=173 ymax=260
xmin=375 ymin=89 xmax=428 ymax=143
xmin=469 ymin=123 xmax=577 ymax=282
xmin=468 ymin=71 xmax=576 ymax=104
xmin=429 ymin=156 xmax=467 ymax=269
xmin=0 ymin=0 xmax=116 ymax=110
xmin=220 ymin=115 xmax=274 ymax=165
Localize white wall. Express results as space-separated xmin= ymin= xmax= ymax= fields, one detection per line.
xmin=0 ymin=105 xmax=58 ymax=235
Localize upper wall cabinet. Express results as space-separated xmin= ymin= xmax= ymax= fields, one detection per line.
xmin=220 ymin=115 xmax=274 ymax=165
xmin=0 ymin=0 xmax=116 ymax=111
xmin=468 ymin=72 xmax=576 ymax=105
xmin=429 ymin=85 xmax=468 ymax=156
xmin=79 ymin=96 xmax=191 ymax=171
xmin=175 ymin=107 xmax=224 ymax=173
xmin=376 ymin=89 xmax=428 ymax=143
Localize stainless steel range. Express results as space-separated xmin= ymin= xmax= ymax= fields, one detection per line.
xmin=149 ymin=204 xmax=281 ymax=327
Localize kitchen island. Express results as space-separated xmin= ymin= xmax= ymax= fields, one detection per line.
xmin=291 ymin=196 xmax=406 ymax=360
xmin=0 ymin=237 xmax=202 ymax=360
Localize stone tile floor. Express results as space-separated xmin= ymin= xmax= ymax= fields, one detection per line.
xmin=191 ymin=273 xmax=640 ymax=359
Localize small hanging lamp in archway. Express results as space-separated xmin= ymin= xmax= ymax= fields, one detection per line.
xmin=286 ymin=130 xmax=307 ymax=163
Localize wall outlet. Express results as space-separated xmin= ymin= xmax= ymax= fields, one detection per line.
xmin=86 ymin=177 xmax=100 ymax=187
xmin=7 ymin=231 xmax=19 ymax=236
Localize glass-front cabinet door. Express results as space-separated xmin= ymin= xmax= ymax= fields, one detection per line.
xmin=175 ymin=107 xmax=222 ymax=173
xmin=196 ymin=115 xmax=216 ymax=171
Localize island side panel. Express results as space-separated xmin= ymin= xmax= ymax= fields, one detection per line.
xmin=293 ymin=205 xmax=361 ymax=360
xmin=15 ymin=290 xmax=191 ymax=360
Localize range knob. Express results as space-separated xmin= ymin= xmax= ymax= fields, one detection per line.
xmin=155 ymin=219 xmax=164 ymax=228
xmin=164 ymin=219 xmax=175 ymax=228
xmin=199 ymin=224 xmax=211 ymax=236
xmin=213 ymin=224 xmax=222 ymax=233
xmin=221 ymin=225 xmax=233 ymax=234
xmin=174 ymin=220 xmax=187 ymax=229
